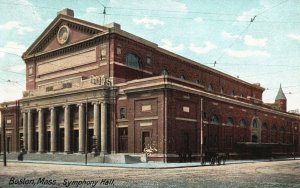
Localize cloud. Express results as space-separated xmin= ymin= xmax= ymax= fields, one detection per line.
xmin=8 ymin=64 xmax=25 ymax=73
xmin=162 ymin=0 xmax=187 ymax=13
xmin=237 ymin=9 xmax=257 ymax=22
xmin=224 ymin=49 xmax=271 ymax=58
xmin=189 ymin=42 xmax=216 ymax=54
xmin=0 ymin=42 xmax=26 ymax=58
xmin=0 ymin=82 xmax=24 ymax=103
xmin=194 ymin=17 xmax=203 ymax=23
xmin=17 ymin=0 xmax=42 ymax=22
xmin=287 ymin=33 xmax=300 ymax=41
xmin=244 ymin=35 xmax=267 ymax=47
xmin=133 ymin=17 xmax=164 ymax=29
xmin=161 ymin=39 xmax=184 ymax=52
xmin=221 ymin=31 xmax=239 ymax=40
xmin=0 ymin=21 xmax=33 ymax=35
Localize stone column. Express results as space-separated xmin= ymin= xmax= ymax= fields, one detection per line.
xmin=27 ymin=110 xmax=33 ymax=153
xmin=50 ymin=107 xmax=57 ymax=153
xmin=38 ymin=108 xmax=45 ymax=153
xmin=101 ymin=102 xmax=107 ymax=154
xmin=78 ymin=103 xmax=85 ymax=153
xmin=64 ymin=105 xmax=71 ymax=153
xmin=22 ymin=112 xmax=28 ymax=151
xmin=93 ymin=102 xmax=100 ymax=152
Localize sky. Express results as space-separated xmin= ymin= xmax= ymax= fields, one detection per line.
xmin=0 ymin=0 xmax=299 ymax=111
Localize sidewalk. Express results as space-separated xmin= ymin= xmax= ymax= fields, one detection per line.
xmin=1 ymin=158 xmax=299 ymax=169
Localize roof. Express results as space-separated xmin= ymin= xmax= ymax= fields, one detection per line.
xmin=22 ymin=8 xmax=265 ymax=92
xmin=275 ymin=84 xmax=287 ymax=100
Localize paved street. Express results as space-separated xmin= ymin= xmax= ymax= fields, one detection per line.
xmin=0 ymin=160 xmax=299 ymax=188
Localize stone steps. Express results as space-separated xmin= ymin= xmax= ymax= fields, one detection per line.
xmin=0 ymin=152 xmax=145 ymax=164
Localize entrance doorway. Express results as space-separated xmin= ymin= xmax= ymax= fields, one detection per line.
xmin=118 ymin=128 xmax=128 ymax=153
xmin=6 ymin=137 xmax=11 ymax=153
xmin=252 ymin=135 xmax=258 ymax=143
xmin=142 ymin=131 xmax=150 ymax=152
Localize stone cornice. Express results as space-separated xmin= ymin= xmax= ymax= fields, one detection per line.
xmin=20 ymin=85 xmax=117 ymax=104
xmin=24 ymin=33 xmax=108 ymax=62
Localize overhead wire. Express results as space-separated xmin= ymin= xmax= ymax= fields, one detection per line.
xmin=212 ymin=0 xmax=291 ymax=67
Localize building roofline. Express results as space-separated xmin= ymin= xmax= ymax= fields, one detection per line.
xmin=23 ymin=9 xmax=264 ymax=91
xmin=117 ymin=76 xmax=298 ymax=119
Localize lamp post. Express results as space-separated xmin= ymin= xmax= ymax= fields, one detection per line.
xmin=85 ymin=99 xmax=88 ymax=166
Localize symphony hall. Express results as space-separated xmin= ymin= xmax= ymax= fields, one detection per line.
xmin=0 ymin=8 xmax=299 ymax=162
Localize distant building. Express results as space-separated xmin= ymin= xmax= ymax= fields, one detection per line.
xmin=0 ymin=101 xmax=21 ymax=153
xmin=1 ymin=9 xmax=299 ymax=162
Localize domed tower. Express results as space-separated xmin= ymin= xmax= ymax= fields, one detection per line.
xmin=275 ymin=84 xmax=287 ymax=112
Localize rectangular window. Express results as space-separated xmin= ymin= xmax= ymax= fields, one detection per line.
xmin=28 ymin=67 xmax=33 ymax=75
xmin=141 ymin=105 xmax=151 ymax=112
xmin=6 ymin=119 xmax=11 ymax=124
xmin=101 ymin=48 xmax=106 ymax=59
xmin=116 ymin=47 xmax=121 ymax=55
xmin=120 ymin=107 xmax=126 ymax=119
xmin=146 ymin=57 xmax=151 ymax=64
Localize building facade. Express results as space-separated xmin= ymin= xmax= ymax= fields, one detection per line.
xmin=1 ymin=9 xmax=300 ymax=162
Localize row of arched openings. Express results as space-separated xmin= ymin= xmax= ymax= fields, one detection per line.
xmin=209 ymin=115 xmax=287 ymax=132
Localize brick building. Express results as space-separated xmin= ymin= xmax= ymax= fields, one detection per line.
xmin=1 ymin=9 xmax=299 ymax=162
xmin=0 ymin=101 xmax=21 ymax=154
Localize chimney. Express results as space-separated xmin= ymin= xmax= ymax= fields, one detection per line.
xmin=57 ymin=8 xmax=74 ymax=17
xmin=105 ymin=22 xmax=121 ymax=30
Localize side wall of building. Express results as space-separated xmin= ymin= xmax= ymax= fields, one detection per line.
xmin=111 ymin=34 xmax=263 ymax=100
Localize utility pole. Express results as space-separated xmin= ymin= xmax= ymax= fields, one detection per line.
xmin=3 ymin=105 xmax=7 ymax=166
xmin=200 ymin=98 xmax=203 ymax=164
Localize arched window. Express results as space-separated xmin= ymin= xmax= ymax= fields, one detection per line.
xmin=227 ymin=117 xmax=234 ymax=126
xmin=272 ymin=124 xmax=277 ymax=131
xmin=195 ymin=80 xmax=200 ymax=84
xmin=210 ymin=115 xmax=219 ymax=124
xmin=180 ymin=75 xmax=186 ymax=80
xmin=208 ymin=83 xmax=213 ymax=91
xmin=240 ymin=119 xmax=247 ymax=127
xmin=252 ymin=119 xmax=258 ymax=128
xmin=262 ymin=123 xmax=268 ymax=129
xmin=161 ymin=69 xmax=168 ymax=76
xmin=125 ymin=53 xmax=141 ymax=69
xmin=230 ymin=90 xmax=235 ymax=96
